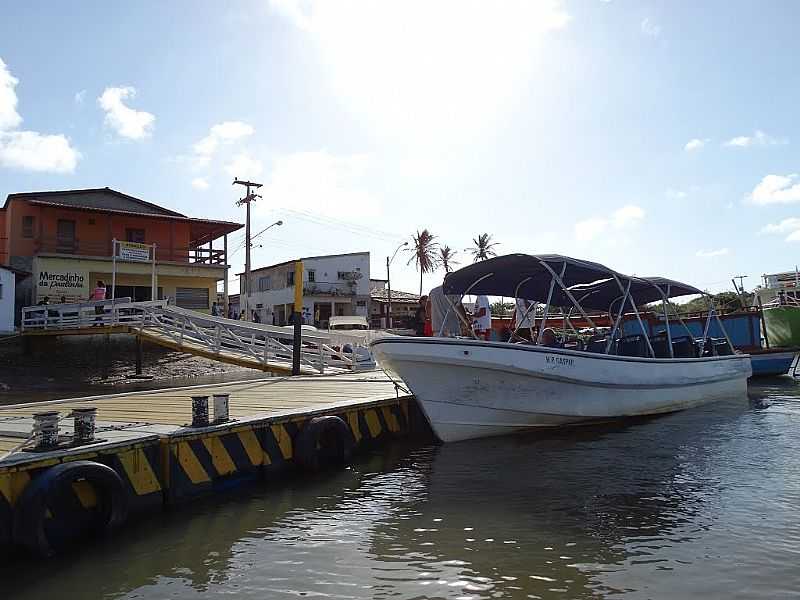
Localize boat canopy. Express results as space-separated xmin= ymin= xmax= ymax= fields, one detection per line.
xmin=442 ymin=254 xmax=703 ymax=311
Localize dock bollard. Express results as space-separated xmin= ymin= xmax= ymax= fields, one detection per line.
xmin=191 ymin=396 xmax=210 ymax=427
xmin=212 ymin=394 xmax=230 ymax=423
xmin=73 ymin=407 xmax=98 ymax=444
xmin=32 ymin=411 xmax=60 ymax=449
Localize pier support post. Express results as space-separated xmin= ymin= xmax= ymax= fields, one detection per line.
xmin=292 ymin=260 xmax=304 ymax=376
xmin=135 ymin=335 xmax=143 ymax=376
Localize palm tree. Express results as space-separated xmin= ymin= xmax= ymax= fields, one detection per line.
xmin=439 ymin=245 xmax=458 ymax=273
xmin=469 ymin=233 xmax=499 ymax=262
xmin=407 ymin=229 xmax=439 ymax=295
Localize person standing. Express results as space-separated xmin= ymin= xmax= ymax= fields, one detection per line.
xmin=512 ymin=298 xmax=534 ymax=340
xmin=91 ymin=280 xmax=107 ymax=325
xmin=211 ymin=302 xmax=220 ymax=317
xmin=472 ymin=294 xmax=492 ymax=340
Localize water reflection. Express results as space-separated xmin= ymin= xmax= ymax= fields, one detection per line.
xmin=5 ymin=384 xmax=800 ymax=599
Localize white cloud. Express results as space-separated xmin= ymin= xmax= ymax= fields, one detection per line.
xmin=74 ymin=90 xmax=86 ymax=105
xmin=0 ymin=57 xmax=80 ymax=173
xmin=257 ymin=150 xmax=377 ymax=218
xmin=612 ymin=204 xmax=645 ymax=228
xmin=193 ymin=121 xmax=254 ymax=157
xmin=574 ymin=205 xmax=645 ymax=241
xmin=191 ymin=177 xmax=210 ymax=191
xmin=760 ymin=217 xmax=800 ymax=235
xmin=225 ymin=152 xmax=263 ymax=180
xmin=0 ymin=57 xmax=22 ymax=131
xmin=684 ymin=138 xmax=708 ymax=152
xmin=666 ymin=188 xmax=687 ymax=199
xmin=749 ymin=174 xmax=800 ymax=205
xmin=696 ymin=248 xmax=729 ymax=258
xmin=641 ymin=18 xmax=661 ymax=37
xmin=0 ymin=131 xmax=80 ymax=173
xmin=574 ymin=217 xmax=608 ymax=242
xmin=724 ymin=129 xmax=785 ymax=148
xmin=98 ymin=86 xmax=155 ymax=140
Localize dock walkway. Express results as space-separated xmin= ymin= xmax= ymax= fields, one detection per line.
xmin=0 ymin=371 xmax=419 ymax=558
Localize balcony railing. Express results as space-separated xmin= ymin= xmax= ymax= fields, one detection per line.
xmin=34 ymin=237 xmax=227 ymax=265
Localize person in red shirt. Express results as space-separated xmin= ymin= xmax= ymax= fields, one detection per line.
xmin=91 ymin=280 xmax=107 ymax=324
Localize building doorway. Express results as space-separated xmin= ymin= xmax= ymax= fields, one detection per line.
xmin=314 ymin=302 xmax=331 ymax=328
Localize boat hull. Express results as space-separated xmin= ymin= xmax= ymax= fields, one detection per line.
xmin=370 ymin=338 xmax=752 ymax=443
xmin=749 ymin=349 xmax=796 ymax=377
xmin=763 ymin=306 xmax=800 ymax=347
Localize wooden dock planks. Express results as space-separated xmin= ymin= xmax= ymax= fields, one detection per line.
xmin=0 ymin=371 xmax=404 ymax=462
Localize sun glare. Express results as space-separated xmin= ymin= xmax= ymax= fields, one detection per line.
xmin=276 ymin=0 xmax=569 ymax=142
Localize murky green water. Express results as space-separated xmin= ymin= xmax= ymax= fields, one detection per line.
xmin=5 ymin=378 xmax=800 ymax=599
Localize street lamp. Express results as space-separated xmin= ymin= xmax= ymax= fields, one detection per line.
xmin=246 ymin=220 xmax=283 ymax=320
xmin=251 ymin=220 xmax=283 ymax=245
xmin=386 ymin=241 xmax=409 ymax=329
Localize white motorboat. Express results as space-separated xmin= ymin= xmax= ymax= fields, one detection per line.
xmin=370 ymin=254 xmax=751 ymax=443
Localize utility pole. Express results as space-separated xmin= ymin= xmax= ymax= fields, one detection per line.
xmin=233 ymin=178 xmax=263 ymax=321
xmin=733 ymin=274 xmax=748 ymax=293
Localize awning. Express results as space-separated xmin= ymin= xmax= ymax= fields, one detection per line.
xmin=442 ymin=254 xmax=704 ymax=311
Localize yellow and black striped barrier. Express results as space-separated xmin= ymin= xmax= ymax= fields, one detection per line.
xmin=0 ymin=396 xmax=419 ymax=557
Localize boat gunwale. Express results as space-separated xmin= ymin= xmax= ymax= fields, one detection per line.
xmin=370 ymin=336 xmax=751 ymax=365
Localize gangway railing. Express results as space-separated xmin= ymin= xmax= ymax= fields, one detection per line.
xmin=21 ymin=300 xmax=368 ymax=374
xmin=21 ymin=298 xmax=167 ymax=331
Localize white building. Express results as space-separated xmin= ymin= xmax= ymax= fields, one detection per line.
xmin=241 ymin=252 xmax=371 ymax=326
xmin=0 ymin=266 xmax=16 ymax=333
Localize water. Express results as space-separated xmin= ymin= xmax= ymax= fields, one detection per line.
xmin=5 ymin=378 xmax=800 ymax=599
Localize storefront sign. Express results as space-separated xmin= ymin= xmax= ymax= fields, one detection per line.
xmin=38 ymin=270 xmax=89 ymax=297
xmin=118 ymin=241 xmax=152 ymax=262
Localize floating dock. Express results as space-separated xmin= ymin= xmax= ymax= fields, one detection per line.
xmin=0 ymin=371 xmax=421 ymax=558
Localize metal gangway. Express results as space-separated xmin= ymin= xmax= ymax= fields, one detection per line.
xmin=21 ymin=299 xmax=372 ymax=375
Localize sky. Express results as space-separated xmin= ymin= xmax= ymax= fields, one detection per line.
xmin=1 ymin=0 xmax=800 ymax=297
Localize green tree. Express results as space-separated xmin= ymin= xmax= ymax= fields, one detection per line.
xmin=469 ymin=233 xmax=499 ymax=262
xmin=439 ymin=245 xmax=458 ymax=273
xmin=407 ymin=229 xmax=440 ymax=295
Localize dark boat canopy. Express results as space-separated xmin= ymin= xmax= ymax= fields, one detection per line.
xmin=442 ymin=254 xmax=704 ymax=311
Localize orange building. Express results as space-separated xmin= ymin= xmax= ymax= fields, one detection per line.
xmin=0 ymin=187 xmax=241 ymax=318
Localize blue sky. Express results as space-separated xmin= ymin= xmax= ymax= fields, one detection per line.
xmin=1 ymin=0 xmax=799 ymax=296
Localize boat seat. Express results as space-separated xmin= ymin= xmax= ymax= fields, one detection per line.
xmin=671 ymin=336 xmax=696 ymax=358
xmin=649 ymin=335 xmax=671 ymax=358
xmin=695 ymin=338 xmax=715 ymax=357
xmin=712 ymin=338 xmax=734 ymax=356
xmin=619 ymin=334 xmax=649 ymax=358
xmin=586 ymin=336 xmax=613 ymax=354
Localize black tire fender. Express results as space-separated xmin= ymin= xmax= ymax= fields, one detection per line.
xmin=294 ymin=416 xmax=355 ymax=471
xmin=12 ymin=460 xmax=129 ymax=557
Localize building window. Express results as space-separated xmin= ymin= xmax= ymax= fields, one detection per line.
xmin=337 ymin=271 xmax=349 ymax=280
xmin=126 ymin=228 xmax=146 ymax=243
xmin=258 ymin=276 xmax=271 ymax=291
xmin=287 ymin=271 xmax=295 ymax=286
xmin=175 ymin=287 xmax=210 ymax=310
xmin=307 ymin=270 xmax=315 ymax=283
xmin=57 ymin=219 xmax=76 ymax=252
xmin=356 ymin=300 xmax=366 ymax=307
xmin=88 ymin=218 xmax=96 ymax=225
xmin=22 ymin=216 xmax=35 ymax=238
